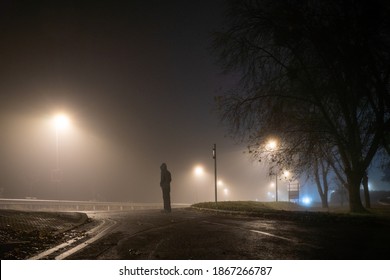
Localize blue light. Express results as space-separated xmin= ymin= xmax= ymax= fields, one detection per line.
xmin=301 ymin=196 xmax=312 ymax=206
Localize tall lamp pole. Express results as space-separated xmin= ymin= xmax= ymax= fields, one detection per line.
xmin=213 ymin=144 xmax=218 ymax=207
xmin=55 ymin=124 xmax=60 ymax=172
xmin=275 ymin=171 xmax=278 ymax=202
xmin=266 ymin=139 xmax=279 ymax=202
xmin=53 ymin=114 xmax=69 ymax=199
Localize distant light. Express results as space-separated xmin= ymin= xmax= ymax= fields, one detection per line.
xmin=194 ymin=165 xmax=204 ymax=176
xmin=217 ymin=180 xmax=224 ymax=187
xmin=53 ymin=114 xmax=70 ymax=130
xmin=283 ymin=170 xmax=290 ymax=177
xmin=266 ymin=139 xmax=278 ymax=151
xmin=301 ymin=196 xmax=312 ymax=206
xmin=270 ymin=182 xmax=275 ymax=188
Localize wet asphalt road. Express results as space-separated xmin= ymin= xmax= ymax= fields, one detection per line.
xmin=66 ymin=208 xmax=390 ymax=260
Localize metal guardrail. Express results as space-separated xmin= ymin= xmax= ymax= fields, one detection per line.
xmin=0 ymin=199 xmax=190 ymax=212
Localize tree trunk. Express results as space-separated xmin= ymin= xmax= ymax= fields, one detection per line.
xmin=313 ymin=159 xmax=329 ymax=208
xmin=320 ymin=195 xmax=329 ymax=208
xmin=347 ymin=172 xmax=367 ymax=213
xmin=362 ymin=173 xmax=371 ymax=208
xmin=321 ymin=161 xmax=329 ymax=208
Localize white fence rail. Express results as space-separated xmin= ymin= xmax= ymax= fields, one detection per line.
xmin=0 ymin=199 xmax=189 ymax=211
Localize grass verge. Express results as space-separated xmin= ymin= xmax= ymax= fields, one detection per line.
xmin=193 ymin=201 xmax=306 ymax=212
xmin=191 ymin=201 xmax=390 ymax=224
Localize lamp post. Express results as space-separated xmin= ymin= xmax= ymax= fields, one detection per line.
xmin=275 ymin=170 xmax=278 ymax=202
xmin=52 ymin=114 xmax=69 ymax=198
xmin=266 ymin=139 xmax=279 ymax=202
xmin=193 ymin=165 xmax=204 ymax=203
xmin=212 ymin=144 xmax=218 ymax=207
xmin=269 ymin=182 xmax=276 ymax=201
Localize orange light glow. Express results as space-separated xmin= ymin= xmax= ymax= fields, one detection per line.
xmin=53 ymin=114 xmax=70 ymax=130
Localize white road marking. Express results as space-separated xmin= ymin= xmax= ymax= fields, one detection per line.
xmin=249 ymin=229 xmax=294 ymax=241
xmin=203 ymin=221 xmax=322 ymax=249
xmin=55 ymin=219 xmax=117 ymax=260
xmin=28 ymin=218 xmax=117 ymax=260
xmin=204 ymin=221 xmax=293 ymax=241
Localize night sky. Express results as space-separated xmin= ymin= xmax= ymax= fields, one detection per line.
xmin=0 ymin=0 xmax=267 ymax=203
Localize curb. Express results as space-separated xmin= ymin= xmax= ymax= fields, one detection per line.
xmin=53 ymin=212 xmax=89 ymax=234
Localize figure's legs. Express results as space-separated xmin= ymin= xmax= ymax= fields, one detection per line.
xmin=162 ymin=187 xmax=171 ymax=212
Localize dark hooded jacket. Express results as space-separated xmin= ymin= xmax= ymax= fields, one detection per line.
xmin=160 ymin=163 xmax=171 ymax=188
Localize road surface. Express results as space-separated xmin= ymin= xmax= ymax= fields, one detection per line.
xmin=54 ymin=208 xmax=390 ymax=260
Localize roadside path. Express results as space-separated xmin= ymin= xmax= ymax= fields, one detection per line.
xmin=0 ymin=209 xmax=88 ymax=259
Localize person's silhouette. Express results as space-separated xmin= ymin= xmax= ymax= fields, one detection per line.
xmin=160 ymin=163 xmax=172 ymax=213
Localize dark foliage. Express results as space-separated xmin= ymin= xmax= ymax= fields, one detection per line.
xmin=213 ymin=0 xmax=390 ymax=212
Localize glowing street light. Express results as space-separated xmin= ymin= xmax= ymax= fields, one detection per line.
xmin=52 ymin=113 xmax=70 ymax=193
xmin=194 ymin=165 xmax=204 ymax=176
xmin=266 ymin=139 xmax=277 ymax=151
xmin=53 ymin=114 xmax=70 ymax=169
xmin=53 ymin=114 xmax=70 ymax=131
xmin=193 ymin=165 xmax=205 ymax=203
xmin=266 ymin=138 xmax=279 ymax=202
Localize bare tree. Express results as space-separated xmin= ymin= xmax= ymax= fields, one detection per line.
xmin=213 ymin=0 xmax=390 ymax=213
xmin=313 ymin=158 xmax=330 ymax=208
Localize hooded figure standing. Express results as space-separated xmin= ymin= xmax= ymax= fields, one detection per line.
xmin=160 ymin=163 xmax=172 ymax=213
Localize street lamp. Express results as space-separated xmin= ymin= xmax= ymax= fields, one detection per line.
xmin=193 ymin=165 xmax=204 ymax=202
xmin=223 ymin=188 xmax=229 ymax=201
xmin=54 ymin=114 xmax=70 ymax=131
xmin=53 ymin=114 xmax=69 ymax=170
xmin=52 ymin=114 xmax=70 ymax=196
xmin=266 ymin=138 xmax=279 ymax=202
xmin=194 ymin=165 xmax=204 ymax=176
xmin=266 ymin=139 xmax=277 ymax=151
xmin=212 ymin=144 xmax=218 ymax=207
